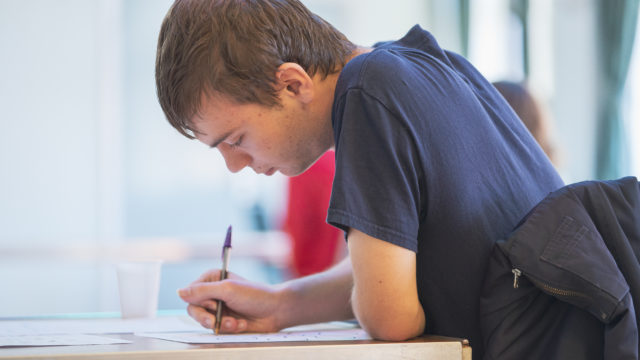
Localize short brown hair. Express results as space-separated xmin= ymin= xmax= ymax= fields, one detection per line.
xmin=156 ymin=0 xmax=355 ymax=138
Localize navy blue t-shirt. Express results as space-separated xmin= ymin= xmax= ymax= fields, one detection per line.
xmin=327 ymin=25 xmax=564 ymax=357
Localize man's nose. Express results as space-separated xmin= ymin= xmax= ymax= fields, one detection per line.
xmin=217 ymin=144 xmax=252 ymax=173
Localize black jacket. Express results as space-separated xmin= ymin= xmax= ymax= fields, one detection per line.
xmin=480 ymin=177 xmax=640 ymax=359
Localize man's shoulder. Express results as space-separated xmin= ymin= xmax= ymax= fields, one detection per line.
xmin=337 ymin=47 xmax=435 ymax=99
xmin=338 ymin=25 xmax=451 ymax=92
xmin=345 ymin=47 xmax=426 ymax=78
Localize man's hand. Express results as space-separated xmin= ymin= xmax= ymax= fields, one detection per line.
xmin=348 ymin=228 xmax=425 ymax=341
xmin=177 ymin=270 xmax=283 ymax=334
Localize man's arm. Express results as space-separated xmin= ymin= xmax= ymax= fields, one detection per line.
xmin=179 ymin=229 xmax=424 ymax=339
xmin=276 ymin=257 xmax=355 ymax=328
xmin=348 ymin=228 xmax=425 ymax=340
xmin=178 ymin=257 xmax=354 ymax=333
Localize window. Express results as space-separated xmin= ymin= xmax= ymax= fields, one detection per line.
xmin=625 ymin=23 xmax=640 ymax=178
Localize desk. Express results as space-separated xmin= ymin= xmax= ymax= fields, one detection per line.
xmin=0 ymin=333 xmax=471 ymax=359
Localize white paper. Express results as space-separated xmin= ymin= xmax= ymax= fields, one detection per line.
xmin=135 ymin=328 xmax=372 ymax=344
xmin=0 ymin=334 xmax=131 ymax=347
xmin=0 ymin=316 xmax=202 ymax=336
xmin=281 ymin=321 xmax=359 ymax=332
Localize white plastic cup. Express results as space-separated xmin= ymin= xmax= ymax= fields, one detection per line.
xmin=116 ymin=260 xmax=162 ymax=319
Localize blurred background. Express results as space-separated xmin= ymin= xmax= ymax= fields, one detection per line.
xmin=0 ymin=0 xmax=638 ymax=317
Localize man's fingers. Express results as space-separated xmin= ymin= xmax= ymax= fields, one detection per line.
xmin=190 ymin=270 xmax=244 ymax=285
xmin=178 ymin=281 xmax=231 ymax=304
xmin=201 ymin=300 xmax=217 ymax=312
xmin=217 ymin=316 xmax=249 ymax=334
xmin=186 ymin=304 xmax=249 ymax=333
xmin=190 ymin=269 xmax=222 ymax=284
xmin=187 ymin=304 xmax=216 ymax=329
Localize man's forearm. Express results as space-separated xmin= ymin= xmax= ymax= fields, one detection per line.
xmin=348 ymin=228 xmax=425 ymax=340
xmin=274 ymin=257 xmax=354 ymax=329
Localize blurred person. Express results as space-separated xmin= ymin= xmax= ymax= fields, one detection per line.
xmin=156 ymin=0 xmax=563 ymax=357
xmin=284 ymin=150 xmax=343 ymax=277
xmin=492 ymin=80 xmax=557 ymax=164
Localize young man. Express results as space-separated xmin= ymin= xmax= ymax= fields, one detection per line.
xmin=155 ymin=0 xmax=564 ymax=357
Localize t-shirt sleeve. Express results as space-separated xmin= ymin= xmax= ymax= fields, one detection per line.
xmin=328 ymin=89 xmax=423 ymax=252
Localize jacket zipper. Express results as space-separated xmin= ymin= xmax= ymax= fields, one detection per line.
xmin=511 ymin=268 xmax=590 ymax=299
xmin=512 ymin=268 xmax=522 ymax=288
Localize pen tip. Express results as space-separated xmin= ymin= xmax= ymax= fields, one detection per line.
xmin=224 ymin=225 xmax=232 ymax=248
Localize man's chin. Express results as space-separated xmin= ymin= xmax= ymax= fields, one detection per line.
xmin=278 ymin=169 xmax=295 ymax=177
xmin=280 ymin=158 xmax=320 ymax=177
xmin=279 ymin=167 xmax=304 ymax=177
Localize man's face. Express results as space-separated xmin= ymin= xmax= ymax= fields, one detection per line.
xmin=191 ymin=92 xmax=326 ymax=177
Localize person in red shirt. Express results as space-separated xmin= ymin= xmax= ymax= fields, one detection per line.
xmin=284 ymin=150 xmax=343 ymax=277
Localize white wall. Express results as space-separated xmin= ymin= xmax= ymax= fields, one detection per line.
xmin=303 ymin=0 xmax=431 ymax=47
xmin=0 ymin=0 xmax=103 ymax=315
xmin=0 ymin=0 xmax=100 ymax=244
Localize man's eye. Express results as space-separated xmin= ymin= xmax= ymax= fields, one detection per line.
xmin=229 ymin=136 xmax=243 ymax=148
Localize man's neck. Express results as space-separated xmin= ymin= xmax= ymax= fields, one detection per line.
xmin=309 ymin=46 xmax=374 ymax=151
xmin=347 ymin=46 xmax=374 ymax=62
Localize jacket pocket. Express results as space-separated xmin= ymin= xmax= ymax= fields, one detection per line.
xmin=538 ymin=215 xmax=629 ymax=322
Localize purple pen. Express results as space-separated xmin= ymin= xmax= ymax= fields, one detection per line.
xmin=214 ymin=225 xmax=232 ymax=334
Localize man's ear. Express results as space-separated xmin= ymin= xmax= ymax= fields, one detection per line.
xmin=276 ymin=63 xmax=314 ymax=104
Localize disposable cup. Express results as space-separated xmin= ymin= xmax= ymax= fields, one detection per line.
xmin=116 ymin=260 xmax=162 ymax=319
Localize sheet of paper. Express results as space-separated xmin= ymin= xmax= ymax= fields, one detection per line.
xmin=0 ymin=334 xmax=131 ymax=347
xmin=0 ymin=316 xmax=202 ymax=336
xmin=135 ymin=328 xmax=372 ymax=344
xmin=281 ymin=321 xmax=359 ymax=332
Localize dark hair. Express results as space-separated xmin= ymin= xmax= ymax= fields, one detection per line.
xmin=493 ymin=81 xmax=555 ymax=162
xmin=156 ymin=0 xmax=356 ymax=138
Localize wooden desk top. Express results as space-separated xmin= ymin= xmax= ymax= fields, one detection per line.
xmin=0 ymin=333 xmax=471 ymax=360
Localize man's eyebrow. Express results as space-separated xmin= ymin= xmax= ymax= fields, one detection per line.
xmin=209 ymin=130 xmax=232 ymax=148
